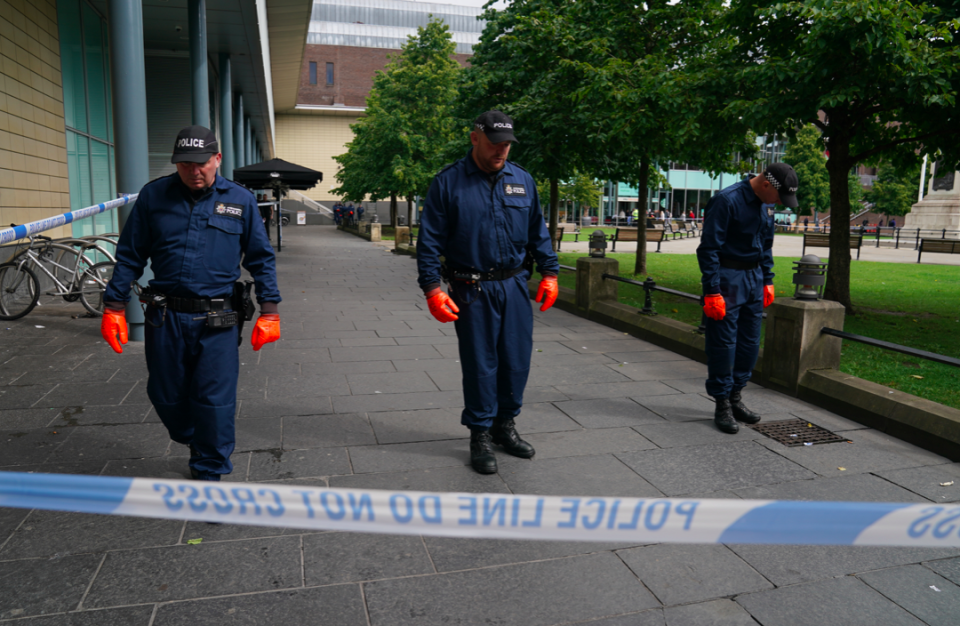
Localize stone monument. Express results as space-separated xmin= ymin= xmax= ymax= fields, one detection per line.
xmin=904 ymin=160 xmax=960 ymax=235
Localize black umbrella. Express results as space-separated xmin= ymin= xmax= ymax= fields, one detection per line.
xmin=233 ymin=159 xmax=323 ymax=252
xmin=233 ymin=158 xmax=323 ymax=191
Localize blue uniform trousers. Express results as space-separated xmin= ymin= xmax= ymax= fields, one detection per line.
xmin=704 ymin=266 xmax=764 ymax=398
xmin=450 ymin=274 xmax=533 ymax=430
xmin=144 ymin=307 xmax=239 ymax=479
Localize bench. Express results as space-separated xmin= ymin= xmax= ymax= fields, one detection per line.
xmin=554 ymin=226 xmax=565 ymax=251
xmin=682 ymin=221 xmax=699 ymax=238
xmin=802 ymin=232 xmax=862 ymax=260
xmin=611 ymin=228 xmax=667 ymax=252
xmin=917 ymin=238 xmax=960 ymax=263
xmin=663 ymin=221 xmax=687 ymax=240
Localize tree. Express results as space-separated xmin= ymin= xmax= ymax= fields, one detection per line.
xmin=333 ymin=20 xmax=461 ymax=226
xmin=782 ymin=125 xmax=830 ymax=217
xmin=716 ymin=0 xmax=960 ymax=309
xmin=537 ymin=171 xmax=602 ymax=218
xmin=865 ymin=161 xmax=924 ymax=217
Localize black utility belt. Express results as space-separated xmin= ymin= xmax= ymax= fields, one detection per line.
xmin=446 ymin=267 xmax=525 ymax=282
xmin=719 ymin=258 xmax=759 ymax=270
xmin=136 ymin=285 xmax=239 ymax=329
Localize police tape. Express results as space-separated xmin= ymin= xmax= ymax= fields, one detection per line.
xmin=0 ymin=194 xmax=138 ymax=245
xmin=1 ymin=471 xmax=959 ymax=547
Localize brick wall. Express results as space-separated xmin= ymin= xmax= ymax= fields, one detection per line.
xmin=0 ymin=0 xmax=70 ymax=238
xmin=297 ymin=44 xmax=471 ymax=107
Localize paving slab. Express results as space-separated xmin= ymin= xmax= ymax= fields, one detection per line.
xmin=423 ymin=535 xmax=642 ymax=573
xmin=152 ymin=585 xmax=368 ymax=626
xmin=363 ymin=552 xmax=660 ymax=626
xmin=330 ymin=466 xmax=511 ymax=494
xmin=631 ymin=393 xmax=717 ymax=422
xmin=83 ymin=536 xmax=303 ymax=607
xmin=0 ymin=509 xmax=183 ymax=559
xmin=346 ymin=371 xmax=439 ymax=395
xmin=618 ymin=544 xmax=772 ymax=606
xmin=754 ymin=427 xmax=950 ymax=477
xmin=727 ymin=543 xmax=960 ymax=587
xmin=50 ymin=404 xmax=153 ymax=426
xmin=521 ymin=427 xmax=658 ymax=459
xmin=247 ymin=448 xmax=352 ymax=480
xmin=366 ymin=407 xmax=465 ymax=444
xmin=0 ymin=384 xmax=58 ymax=410
xmin=0 ymin=554 xmax=103 ymax=619
xmin=332 ymin=390 xmax=463 ymax=414
xmin=101 ymin=456 xmax=192 ymax=480
xmin=633 ymin=420 xmax=763 ymax=448
xmin=616 ymin=441 xmax=815 ymax=496
xmin=527 ymin=363 xmax=630 ymax=387
xmin=733 ymin=472 xmax=930 ymax=503
xmin=560 ymin=339 xmax=663 ymax=354
xmin=0 ymin=407 xmax=63 ymax=429
xmin=44 ymin=423 xmax=171 ymax=464
xmin=612 ymin=360 xmax=708 ymax=382
xmin=302 ymin=531 xmax=434 ymax=584
xmin=498 ymin=454 xmax=663 ymax=498
xmin=554 ymin=398 xmax=665 ymax=429
xmin=265 ymin=373 xmax=351 ymax=397
xmin=565 ymin=610 xmax=665 ymax=626
xmin=234 ymin=417 xmax=282 ymax=452
xmin=558 ymin=380 xmax=682 ymax=401
xmin=513 ymin=402 xmax=583 ymax=433
xmin=789 ymin=408 xmax=870 ymax=432
xmin=36 ymin=382 xmax=138 ymax=407
xmin=0 ymin=606 xmax=155 ymax=626
xmin=874 ymin=464 xmax=960 ymax=503
xmin=925 ymin=555 xmax=960 ymax=585
xmin=238 ymin=395 xmax=333 ymax=418
xmin=282 ymin=414 xmax=376 ymax=449
xmin=663 ymin=599 xmax=758 ymax=626
xmin=858 ymin=564 xmax=960 ymax=626
xmin=348 ymin=439 xmax=470 ymax=473
xmin=736 ymin=575 xmax=925 ymax=626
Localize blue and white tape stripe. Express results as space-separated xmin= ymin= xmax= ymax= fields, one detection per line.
xmin=1 ymin=471 xmax=958 ymax=547
xmin=0 ymin=194 xmax=138 ymax=245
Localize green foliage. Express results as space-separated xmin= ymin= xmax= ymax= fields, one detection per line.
xmin=848 ymin=172 xmax=865 ymax=208
xmin=333 ymin=20 xmax=461 ymax=203
xmin=865 ymin=161 xmax=923 ymax=217
xmin=782 ymin=125 xmax=830 ymax=216
xmin=538 ymin=171 xmax=602 ymax=209
xmin=714 ymin=0 xmax=960 ymax=308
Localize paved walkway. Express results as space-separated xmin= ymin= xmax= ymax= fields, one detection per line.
xmin=2 ymin=225 xmax=960 ymax=625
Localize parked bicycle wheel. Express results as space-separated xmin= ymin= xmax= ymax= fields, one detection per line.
xmin=0 ymin=263 xmax=40 ymax=320
xmin=46 ymin=243 xmax=94 ymax=302
xmin=78 ymin=261 xmax=115 ymax=316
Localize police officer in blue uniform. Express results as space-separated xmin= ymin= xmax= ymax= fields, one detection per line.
xmin=417 ymin=111 xmax=560 ymax=474
xmin=697 ymin=163 xmax=799 ymax=434
xmin=100 ymin=125 xmax=282 ymax=481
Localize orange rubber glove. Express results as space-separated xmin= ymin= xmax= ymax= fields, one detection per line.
xmin=703 ymin=294 xmax=726 ymax=321
xmin=535 ymin=275 xmax=559 ymax=312
xmin=251 ymin=314 xmax=280 ymax=351
xmin=101 ymin=308 xmax=128 ymax=354
xmin=426 ymin=289 xmax=459 ymax=323
xmin=763 ymin=284 xmax=775 ymax=308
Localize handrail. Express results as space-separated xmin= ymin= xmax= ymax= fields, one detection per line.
xmin=821 ymin=327 xmax=960 ymax=368
xmin=0 ymin=194 xmax=138 ymax=245
xmin=558 ymin=264 xmax=576 ymax=271
xmin=286 ymin=190 xmax=333 ymax=215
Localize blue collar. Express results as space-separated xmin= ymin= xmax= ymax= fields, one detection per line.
xmin=464 ymin=148 xmax=518 ymax=179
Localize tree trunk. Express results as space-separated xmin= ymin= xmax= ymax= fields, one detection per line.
xmin=390 ymin=194 xmax=397 ymax=227
xmin=549 ymin=178 xmax=560 ymax=251
xmin=634 ymin=155 xmax=651 ymax=275
xmin=407 ymin=196 xmax=414 ymax=229
xmin=824 ymin=122 xmax=854 ymax=311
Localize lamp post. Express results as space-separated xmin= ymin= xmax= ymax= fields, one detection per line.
xmin=589 ymin=230 xmax=607 ymax=258
xmin=792 ymin=254 xmax=829 ymax=300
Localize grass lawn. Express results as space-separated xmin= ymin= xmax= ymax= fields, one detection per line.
xmin=557 ymin=252 xmax=960 ymax=410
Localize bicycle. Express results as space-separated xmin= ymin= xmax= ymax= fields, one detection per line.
xmin=0 ymin=233 xmax=115 ymax=320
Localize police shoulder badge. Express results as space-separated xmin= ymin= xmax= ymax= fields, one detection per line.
xmin=214 ymin=202 xmax=244 ymax=219
xmin=504 ymin=183 xmax=527 ymax=197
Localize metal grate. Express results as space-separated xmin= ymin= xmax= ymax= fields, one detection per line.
xmin=749 ymin=418 xmax=848 ymax=447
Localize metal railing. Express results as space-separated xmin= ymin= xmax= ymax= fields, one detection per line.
xmin=602 ymin=273 xmax=709 ymax=332
xmin=821 ymin=328 xmax=960 ymax=369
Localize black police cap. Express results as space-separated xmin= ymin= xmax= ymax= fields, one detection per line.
xmin=474 ymin=111 xmax=518 ymax=144
xmin=171 ymin=125 xmax=219 ymax=164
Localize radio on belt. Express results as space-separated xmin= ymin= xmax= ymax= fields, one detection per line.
xmin=194 ymin=299 xmax=238 ymax=328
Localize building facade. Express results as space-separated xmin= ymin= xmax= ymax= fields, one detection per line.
xmin=275 ymin=0 xmax=482 ymax=204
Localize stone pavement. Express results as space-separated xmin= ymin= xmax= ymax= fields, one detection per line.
xmin=2 ymin=225 xmax=960 ymax=625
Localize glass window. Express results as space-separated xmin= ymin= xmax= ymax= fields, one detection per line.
xmin=309 ymin=61 xmax=317 ymax=85
xmin=57 ymin=0 xmax=117 ymax=237
xmin=326 ymin=62 xmax=334 ymax=85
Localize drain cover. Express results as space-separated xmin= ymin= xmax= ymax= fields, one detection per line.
xmin=749 ymin=418 xmax=848 ymax=447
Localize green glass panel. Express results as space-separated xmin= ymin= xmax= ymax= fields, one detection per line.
xmin=57 ymin=0 xmax=87 ymax=133
xmin=104 ymin=25 xmax=113 ymax=143
xmin=72 ymin=133 xmax=94 ymax=238
xmin=82 ymin=3 xmax=108 ymax=141
xmin=66 ymin=130 xmax=82 ymax=213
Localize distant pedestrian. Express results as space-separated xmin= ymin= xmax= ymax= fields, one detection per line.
xmin=890 ymin=218 xmax=896 ymax=229
xmin=803 ymin=217 xmax=809 ymax=232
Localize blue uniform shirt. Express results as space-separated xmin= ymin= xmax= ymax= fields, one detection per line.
xmin=104 ymin=173 xmax=281 ymax=304
xmin=696 ymin=179 xmax=775 ymax=295
xmin=416 ymin=150 xmax=559 ymax=290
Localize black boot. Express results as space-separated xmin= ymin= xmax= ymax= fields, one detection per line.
xmin=470 ymin=430 xmax=498 ymax=474
xmin=714 ymin=397 xmax=739 ymax=434
xmin=730 ymin=388 xmax=761 ymax=425
xmin=490 ymin=419 xmax=536 ymax=459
